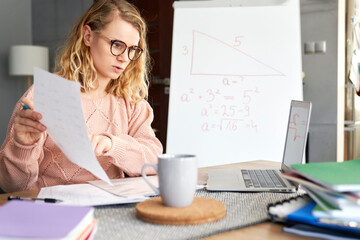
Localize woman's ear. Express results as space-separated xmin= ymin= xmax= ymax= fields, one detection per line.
xmin=83 ymin=25 xmax=92 ymax=47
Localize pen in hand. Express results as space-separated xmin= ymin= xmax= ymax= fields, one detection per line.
xmin=22 ymin=104 xmax=31 ymax=110
xmin=8 ymin=195 xmax=62 ymax=203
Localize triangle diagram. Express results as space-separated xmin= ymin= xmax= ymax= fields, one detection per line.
xmin=190 ymin=31 xmax=285 ymax=77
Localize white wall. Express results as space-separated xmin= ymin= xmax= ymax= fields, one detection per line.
xmin=301 ymin=0 xmax=339 ymax=162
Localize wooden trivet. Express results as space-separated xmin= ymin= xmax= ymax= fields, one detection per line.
xmin=136 ymin=197 xmax=226 ymax=225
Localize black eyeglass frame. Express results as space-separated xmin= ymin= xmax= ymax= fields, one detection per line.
xmin=102 ymin=35 xmax=143 ymax=61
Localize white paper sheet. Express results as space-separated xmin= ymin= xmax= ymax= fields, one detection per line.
xmin=89 ymin=176 xmax=159 ymax=197
xmin=33 ymin=68 xmax=110 ymax=184
xmin=38 ymin=184 xmax=147 ymax=206
xmin=89 ymin=176 xmax=205 ymax=197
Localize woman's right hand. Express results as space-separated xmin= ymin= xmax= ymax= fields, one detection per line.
xmin=13 ymin=98 xmax=47 ymax=145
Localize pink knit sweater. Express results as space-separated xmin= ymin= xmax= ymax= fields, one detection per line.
xmin=0 ymin=87 xmax=163 ymax=192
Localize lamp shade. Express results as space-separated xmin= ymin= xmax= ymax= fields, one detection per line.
xmin=9 ymin=45 xmax=49 ymax=76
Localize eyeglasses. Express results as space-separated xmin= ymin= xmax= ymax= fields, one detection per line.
xmin=102 ymin=35 xmax=143 ymax=61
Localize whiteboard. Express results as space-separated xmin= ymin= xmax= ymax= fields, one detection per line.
xmin=166 ymin=0 xmax=303 ymax=167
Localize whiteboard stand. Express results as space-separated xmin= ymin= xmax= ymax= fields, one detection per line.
xmin=167 ymin=0 xmax=303 ymax=167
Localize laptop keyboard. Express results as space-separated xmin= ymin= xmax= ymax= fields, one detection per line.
xmin=241 ymin=169 xmax=287 ymax=188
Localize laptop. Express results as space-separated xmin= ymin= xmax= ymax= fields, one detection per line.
xmin=206 ymin=100 xmax=312 ymax=193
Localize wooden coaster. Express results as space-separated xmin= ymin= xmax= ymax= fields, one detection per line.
xmin=136 ymin=197 xmax=226 ymax=225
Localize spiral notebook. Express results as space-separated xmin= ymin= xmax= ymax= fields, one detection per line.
xmin=267 ymin=194 xmax=360 ymax=239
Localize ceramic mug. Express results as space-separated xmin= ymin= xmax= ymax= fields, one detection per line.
xmin=142 ymin=154 xmax=197 ymax=207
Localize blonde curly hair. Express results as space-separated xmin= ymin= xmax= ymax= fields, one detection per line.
xmin=55 ymin=0 xmax=150 ymax=103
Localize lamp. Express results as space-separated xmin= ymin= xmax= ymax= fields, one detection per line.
xmin=9 ymin=45 xmax=49 ymax=88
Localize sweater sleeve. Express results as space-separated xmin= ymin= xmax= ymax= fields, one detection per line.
xmin=0 ymin=87 xmax=46 ymax=192
xmin=99 ymin=100 xmax=163 ymax=177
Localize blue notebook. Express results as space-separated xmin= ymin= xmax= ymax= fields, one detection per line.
xmin=287 ymin=200 xmax=360 ymax=234
xmin=284 ymin=223 xmax=360 ymax=240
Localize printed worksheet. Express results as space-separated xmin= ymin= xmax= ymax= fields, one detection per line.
xmin=38 ymin=184 xmax=147 ymax=206
xmin=33 ymin=67 xmax=111 ymax=184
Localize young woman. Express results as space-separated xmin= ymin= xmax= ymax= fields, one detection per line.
xmin=0 ymin=0 xmax=163 ymax=192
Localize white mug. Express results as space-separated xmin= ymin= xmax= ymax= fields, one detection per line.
xmin=142 ymin=154 xmax=198 ymax=207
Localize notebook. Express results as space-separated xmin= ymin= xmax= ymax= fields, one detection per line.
xmin=206 ymin=100 xmax=312 ymax=192
xmin=0 ymin=200 xmax=95 ymax=239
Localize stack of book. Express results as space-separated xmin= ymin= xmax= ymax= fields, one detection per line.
xmin=279 ymin=158 xmax=360 ymax=239
xmin=0 ymin=200 xmax=97 ymax=239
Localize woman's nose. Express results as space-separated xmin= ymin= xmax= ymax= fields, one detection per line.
xmin=116 ymin=49 xmax=129 ymax=62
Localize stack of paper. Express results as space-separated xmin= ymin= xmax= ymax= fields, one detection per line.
xmin=0 ymin=200 xmax=96 ymax=239
xmin=281 ymin=159 xmax=360 ymax=237
xmin=38 ymin=182 xmax=149 ymax=206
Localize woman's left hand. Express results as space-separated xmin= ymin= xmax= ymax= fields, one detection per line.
xmin=89 ymin=134 xmax=112 ymax=155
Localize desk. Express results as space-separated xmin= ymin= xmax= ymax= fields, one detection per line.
xmin=0 ymin=160 xmax=318 ymax=240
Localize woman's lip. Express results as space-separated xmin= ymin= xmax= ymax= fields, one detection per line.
xmin=112 ymin=65 xmax=123 ymax=73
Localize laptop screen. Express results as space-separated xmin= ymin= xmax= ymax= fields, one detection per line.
xmin=281 ymin=100 xmax=312 ymax=172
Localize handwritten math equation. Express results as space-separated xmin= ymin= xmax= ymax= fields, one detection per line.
xmin=289 ymin=113 xmax=308 ymax=142
xmin=179 ymin=77 xmax=260 ymax=133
